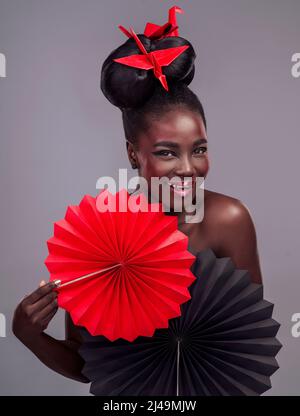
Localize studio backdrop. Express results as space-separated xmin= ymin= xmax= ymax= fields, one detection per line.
xmin=0 ymin=0 xmax=299 ymax=395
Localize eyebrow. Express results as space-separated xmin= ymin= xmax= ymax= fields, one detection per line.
xmin=153 ymin=138 xmax=207 ymax=148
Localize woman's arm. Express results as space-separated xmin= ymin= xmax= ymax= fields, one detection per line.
xmin=214 ymin=199 xmax=263 ymax=284
xmin=12 ymin=281 xmax=89 ymax=383
xmin=23 ymin=332 xmax=90 ymax=383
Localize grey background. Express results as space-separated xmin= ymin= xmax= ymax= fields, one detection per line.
xmin=0 ymin=0 xmax=299 ymax=395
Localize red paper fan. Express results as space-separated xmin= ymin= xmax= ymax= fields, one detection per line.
xmin=45 ymin=188 xmax=196 ymax=341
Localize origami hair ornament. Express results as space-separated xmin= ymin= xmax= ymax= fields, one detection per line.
xmin=112 ymin=26 xmax=189 ymax=91
xmin=118 ymin=5 xmax=184 ymax=40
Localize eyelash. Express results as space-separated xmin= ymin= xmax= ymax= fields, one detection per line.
xmin=194 ymin=147 xmax=207 ymax=155
xmin=153 ymin=147 xmax=207 ymax=158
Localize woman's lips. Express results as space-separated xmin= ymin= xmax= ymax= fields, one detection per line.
xmin=167 ymin=180 xmax=195 ymax=198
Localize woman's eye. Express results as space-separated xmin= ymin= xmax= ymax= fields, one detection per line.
xmin=194 ymin=147 xmax=207 ymax=155
xmin=153 ymin=150 xmax=176 ymax=158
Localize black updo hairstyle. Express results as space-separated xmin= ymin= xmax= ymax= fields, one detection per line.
xmin=101 ymin=34 xmax=207 ymax=146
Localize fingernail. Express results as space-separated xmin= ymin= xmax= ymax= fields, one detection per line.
xmin=54 ymin=279 xmax=61 ymax=287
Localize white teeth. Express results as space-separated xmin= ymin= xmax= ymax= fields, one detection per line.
xmin=168 ymin=182 xmax=193 ymax=190
xmin=169 ymin=184 xmax=193 ymax=190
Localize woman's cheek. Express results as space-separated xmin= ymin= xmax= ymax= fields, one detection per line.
xmin=205 ymin=159 xmax=210 ymax=175
xmin=200 ymin=157 xmax=210 ymax=177
xmin=144 ymin=160 xmax=170 ymax=178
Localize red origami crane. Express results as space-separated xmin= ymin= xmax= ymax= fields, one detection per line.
xmin=45 ymin=188 xmax=196 ymax=342
xmin=119 ymin=5 xmax=184 ymax=40
xmin=113 ymin=26 xmax=189 ymax=91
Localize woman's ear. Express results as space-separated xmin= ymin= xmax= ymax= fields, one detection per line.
xmin=126 ymin=139 xmax=139 ymax=170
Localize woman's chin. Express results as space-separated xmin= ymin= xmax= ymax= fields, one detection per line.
xmin=161 ymin=192 xmax=196 ymax=214
xmin=146 ymin=186 xmax=197 ymax=213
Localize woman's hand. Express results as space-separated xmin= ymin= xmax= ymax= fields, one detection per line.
xmin=12 ymin=280 xmax=89 ymax=383
xmin=12 ymin=280 xmax=59 ymax=344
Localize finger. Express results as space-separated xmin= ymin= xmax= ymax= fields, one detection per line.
xmin=36 ymin=299 xmax=58 ymax=321
xmin=23 ymin=281 xmax=58 ymax=306
xmin=21 ymin=281 xmax=49 ymax=304
xmin=21 ymin=292 xmax=31 ymax=302
xmin=41 ymin=305 xmax=59 ymax=326
xmin=28 ymin=291 xmax=58 ymax=314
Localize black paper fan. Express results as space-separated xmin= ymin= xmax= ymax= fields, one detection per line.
xmin=78 ymin=248 xmax=282 ymax=396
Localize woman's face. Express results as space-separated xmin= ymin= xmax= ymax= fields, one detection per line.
xmin=127 ymin=107 xmax=209 ymax=213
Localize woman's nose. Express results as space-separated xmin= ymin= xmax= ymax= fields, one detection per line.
xmin=174 ymin=156 xmax=195 ymax=177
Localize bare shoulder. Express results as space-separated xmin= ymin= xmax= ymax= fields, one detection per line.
xmin=202 ymin=189 xmax=262 ymax=283
xmin=204 ymin=189 xmax=255 ymax=232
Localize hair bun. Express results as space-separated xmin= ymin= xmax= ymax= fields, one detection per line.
xmin=150 ymin=36 xmax=196 ymax=85
xmin=101 ymin=35 xmax=196 ymax=109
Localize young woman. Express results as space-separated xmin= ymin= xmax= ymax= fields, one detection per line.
xmin=12 ymin=25 xmax=263 ymax=387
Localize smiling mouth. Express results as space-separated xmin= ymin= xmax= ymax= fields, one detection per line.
xmin=166 ymin=180 xmax=195 ymax=198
